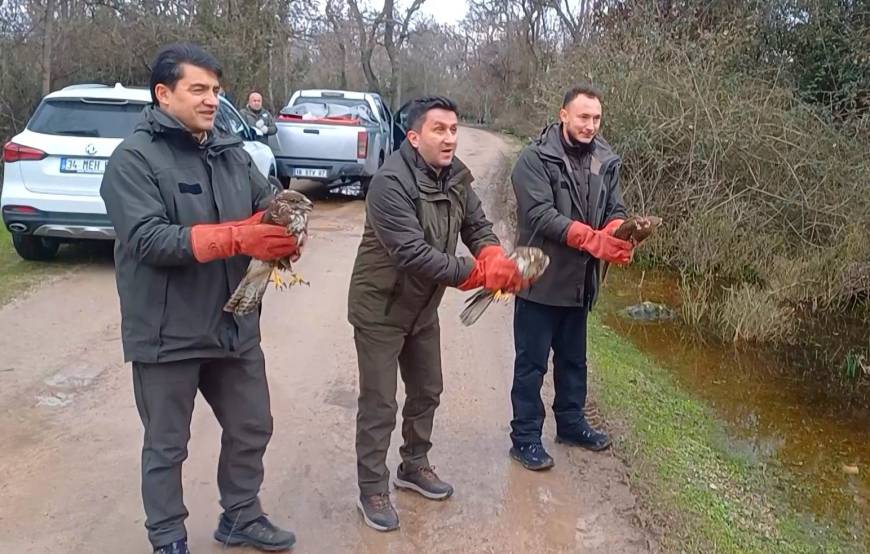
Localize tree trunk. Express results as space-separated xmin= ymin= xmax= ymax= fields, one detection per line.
xmin=41 ymin=0 xmax=55 ymax=96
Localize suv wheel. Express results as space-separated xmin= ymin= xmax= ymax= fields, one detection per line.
xmin=12 ymin=234 xmax=60 ymax=261
xmin=359 ymin=177 xmax=371 ymax=199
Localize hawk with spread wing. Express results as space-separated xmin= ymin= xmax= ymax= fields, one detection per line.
xmin=223 ymin=190 xmax=313 ymax=315
xmin=460 ymin=246 xmax=550 ymax=326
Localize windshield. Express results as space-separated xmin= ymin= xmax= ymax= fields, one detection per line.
xmin=28 ymin=99 xmax=147 ymax=139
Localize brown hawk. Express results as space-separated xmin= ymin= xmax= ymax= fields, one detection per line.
xmin=459 ymin=246 xmax=550 ymax=326
xmin=600 ymin=215 xmax=662 ymax=285
xmin=223 ymin=190 xmax=313 ymax=315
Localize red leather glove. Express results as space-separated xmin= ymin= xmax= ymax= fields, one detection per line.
xmin=191 ymin=218 xmax=298 ymax=263
xmin=475 ymin=244 xmax=505 ymax=261
xmin=458 ymin=255 xmax=524 ymax=292
xmin=602 ymin=218 xmax=624 ymax=236
xmin=566 ymin=221 xmax=632 ymax=265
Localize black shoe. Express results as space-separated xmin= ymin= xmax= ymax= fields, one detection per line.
xmin=154 ymin=539 xmax=189 ymax=554
xmin=357 ymin=493 xmax=400 ymax=532
xmin=213 ymin=514 xmax=296 ymax=551
xmin=509 ymin=443 xmax=555 ymax=471
xmin=394 ymin=464 xmax=454 ymax=500
xmin=556 ymin=419 xmax=612 ymax=451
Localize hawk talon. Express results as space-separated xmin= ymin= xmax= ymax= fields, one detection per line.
xmin=269 ymin=269 xmax=284 ymax=289
xmin=286 ymin=272 xmax=309 ymax=287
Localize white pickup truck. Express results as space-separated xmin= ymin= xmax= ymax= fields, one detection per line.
xmin=273 ymin=89 xmax=405 ymax=196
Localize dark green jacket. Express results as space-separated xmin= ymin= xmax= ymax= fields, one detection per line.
xmin=240 ymin=107 xmax=278 ymax=137
xmin=512 ymin=123 xmax=626 ymax=308
xmin=100 ymin=106 xmax=273 ymax=363
xmin=348 ymin=140 xmax=499 ymax=333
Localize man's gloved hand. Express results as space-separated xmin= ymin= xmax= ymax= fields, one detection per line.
xmin=255 ymin=119 xmax=267 ymax=131
xmin=475 ymin=244 xmax=506 ymax=261
xmin=602 ymin=218 xmax=625 ymax=236
xmin=566 ymin=221 xmax=633 ymax=265
xmin=191 ymin=217 xmax=298 ymax=263
xmin=458 ymin=254 xmax=524 ymax=292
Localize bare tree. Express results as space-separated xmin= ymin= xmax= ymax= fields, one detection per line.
xmin=325 ymin=0 xmax=348 ymax=89
xmin=41 ymin=0 xmax=55 ymax=95
xmin=347 ymin=0 xmax=385 ymax=93
xmin=382 ymin=0 xmax=426 ymax=110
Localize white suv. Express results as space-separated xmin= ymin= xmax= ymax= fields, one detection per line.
xmin=1 ymin=83 xmax=278 ymax=260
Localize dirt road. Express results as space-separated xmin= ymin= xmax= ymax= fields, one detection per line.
xmin=0 ymin=128 xmax=654 ymax=553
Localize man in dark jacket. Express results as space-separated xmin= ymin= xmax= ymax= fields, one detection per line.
xmin=240 ymin=91 xmax=278 ymax=143
xmin=348 ymin=96 xmax=525 ymax=532
xmin=100 ymin=43 xmax=298 ymax=554
xmin=508 ymin=85 xmax=634 ymax=471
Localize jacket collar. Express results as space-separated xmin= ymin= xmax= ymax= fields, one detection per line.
xmin=399 ymin=139 xmax=471 ymax=194
xmin=535 ymin=122 xmax=619 ymax=169
xmin=137 ymin=105 xmax=242 ymax=153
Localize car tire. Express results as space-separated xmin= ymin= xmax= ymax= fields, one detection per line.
xmin=12 ymin=234 xmax=60 ymax=261
xmin=359 ymin=177 xmax=371 ymax=199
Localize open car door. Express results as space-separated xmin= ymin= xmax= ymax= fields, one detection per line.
xmin=393 ymin=100 xmax=412 ymax=151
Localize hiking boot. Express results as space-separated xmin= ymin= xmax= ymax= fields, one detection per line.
xmin=357 ymin=493 xmax=400 ymax=532
xmin=393 ymin=464 xmax=454 ymax=500
xmin=556 ymin=419 xmax=612 ymax=451
xmin=213 ymin=514 xmax=296 ymax=551
xmin=509 ymin=443 xmax=555 ymax=471
xmin=154 ymin=539 xmax=189 ymax=554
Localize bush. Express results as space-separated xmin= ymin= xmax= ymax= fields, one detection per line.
xmin=528 ymin=23 xmax=870 ymax=344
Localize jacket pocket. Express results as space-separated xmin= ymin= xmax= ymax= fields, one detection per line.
xmin=384 ymin=275 xmax=404 ymax=316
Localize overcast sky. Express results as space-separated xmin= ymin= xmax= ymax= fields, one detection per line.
xmin=340 ymin=0 xmax=468 ymax=26
xmin=418 ymin=0 xmax=467 ymax=25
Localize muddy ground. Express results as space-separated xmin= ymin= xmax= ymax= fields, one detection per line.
xmin=0 ymin=127 xmax=656 ymax=553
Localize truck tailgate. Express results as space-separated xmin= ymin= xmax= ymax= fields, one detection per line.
xmin=275 ymin=119 xmax=361 ymax=162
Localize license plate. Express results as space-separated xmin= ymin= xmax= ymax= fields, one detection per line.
xmin=294 ymin=167 xmax=328 ymax=179
xmin=60 ymin=157 xmax=107 ymax=174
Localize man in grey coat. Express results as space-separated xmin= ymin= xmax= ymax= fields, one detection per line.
xmin=240 ymin=91 xmax=278 ymax=143
xmin=101 ymin=43 xmax=298 ymax=554
xmin=508 ymin=85 xmax=634 ymax=471
xmin=347 ymin=96 xmax=526 ymax=532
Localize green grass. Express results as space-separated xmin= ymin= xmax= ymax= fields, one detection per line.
xmin=587 ymin=314 xmax=858 ymax=553
xmin=0 ymin=226 xmax=65 ymax=305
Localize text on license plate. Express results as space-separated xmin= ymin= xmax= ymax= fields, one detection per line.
xmin=294 ymin=167 xmax=328 ymax=178
xmin=60 ymin=158 xmax=107 ymax=174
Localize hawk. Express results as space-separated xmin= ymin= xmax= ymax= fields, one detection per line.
xmin=459 ymin=246 xmax=550 ymax=326
xmin=223 ymin=190 xmax=313 ymax=315
xmin=600 ymin=215 xmax=662 ymax=285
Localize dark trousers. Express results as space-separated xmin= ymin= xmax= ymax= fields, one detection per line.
xmin=354 ymin=320 xmax=443 ymax=495
xmin=132 ymin=346 xmax=273 ymax=548
xmin=510 ymin=297 xmax=589 ymax=446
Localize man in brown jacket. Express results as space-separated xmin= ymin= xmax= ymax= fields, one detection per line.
xmin=347 ymin=96 xmax=523 ymax=531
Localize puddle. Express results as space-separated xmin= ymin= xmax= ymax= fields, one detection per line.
xmin=597 ymin=267 xmax=870 ymax=544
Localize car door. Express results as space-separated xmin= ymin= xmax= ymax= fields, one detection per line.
xmin=393 ymin=100 xmax=412 ymax=151
xmin=215 ymin=99 xmax=276 ymax=179
xmin=377 ymin=98 xmax=395 ymax=155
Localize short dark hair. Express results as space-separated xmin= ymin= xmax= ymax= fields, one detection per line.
xmin=406 ymin=95 xmax=458 ymax=132
xmin=149 ymin=43 xmax=222 ymax=105
xmin=562 ymin=84 xmax=603 ymax=108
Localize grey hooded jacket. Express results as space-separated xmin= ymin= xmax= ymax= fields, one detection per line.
xmin=512 ymin=123 xmax=627 ymax=307
xmin=100 ymin=106 xmax=273 ymax=363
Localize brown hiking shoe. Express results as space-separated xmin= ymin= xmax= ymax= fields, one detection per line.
xmin=357 ymin=493 xmax=399 ymax=532
xmin=393 ymin=464 xmax=454 ymax=500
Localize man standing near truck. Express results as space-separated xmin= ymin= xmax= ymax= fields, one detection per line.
xmin=347 ymin=96 xmax=526 ymax=532
xmin=101 ymin=43 xmax=298 ymax=553
xmin=240 ymin=91 xmax=278 ymax=144
xmin=508 ymin=84 xmax=634 ymax=471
